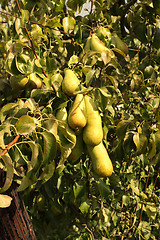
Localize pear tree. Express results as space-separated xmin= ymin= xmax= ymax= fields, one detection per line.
xmin=0 ymin=0 xmax=160 ymax=239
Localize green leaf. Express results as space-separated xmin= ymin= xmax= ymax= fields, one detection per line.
xmin=0 ymin=155 xmax=14 ymax=193
xmin=138 ymin=221 xmax=151 ymax=240
xmin=15 ymin=54 xmax=32 ymax=74
xmin=130 ymin=179 xmax=139 ymax=195
xmin=116 ymin=120 xmax=131 ymax=140
xmin=37 ymin=161 xmax=55 ymax=186
xmin=16 ymin=115 xmax=36 ymax=135
xmin=98 ymin=180 xmax=110 ymax=199
xmin=62 ymin=16 xmax=75 ymax=33
xmin=28 ymin=142 xmax=39 ymax=170
xmin=68 ymin=55 xmax=79 ymax=68
xmin=0 ymin=103 xmax=18 ymax=122
xmin=85 ymin=69 xmax=96 ymax=87
xmin=79 ymin=198 xmax=90 ymax=214
xmin=17 ymin=175 xmax=32 ymax=192
xmin=133 ymin=133 xmax=148 ymax=155
xmin=73 ymin=182 xmax=86 ymax=199
xmin=40 ymin=131 xmax=57 ymax=165
xmin=122 ymin=195 xmax=130 ymax=206
xmin=21 ymin=9 xmax=29 ymax=26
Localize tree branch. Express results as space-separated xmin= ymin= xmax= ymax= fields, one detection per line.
xmin=0 ymin=135 xmax=20 ymax=158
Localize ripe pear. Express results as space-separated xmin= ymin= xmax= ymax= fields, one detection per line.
xmin=68 ymin=133 xmax=84 ymax=164
xmin=90 ymin=33 xmax=107 ymax=53
xmin=87 ymin=141 xmax=113 ymax=178
xmin=62 ymin=69 xmax=80 ymax=96
xmin=83 ymin=95 xmax=103 ymax=146
xmin=111 ymin=32 xmax=128 ymax=56
xmin=56 ymin=107 xmax=76 ymax=147
xmin=27 ymin=73 xmax=42 ymax=89
xmin=68 ymin=94 xmax=87 ymax=131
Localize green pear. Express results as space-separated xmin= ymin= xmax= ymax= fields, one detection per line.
xmin=10 ymin=75 xmax=29 ymax=90
xmin=68 ymin=133 xmax=84 ymax=164
xmin=83 ymin=95 xmax=103 ymax=146
xmin=90 ymin=33 xmax=107 ymax=53
xmin=68 ymin=94 xmax=87 ymax=131
xmin=87 ymin=141 xmax=113 ymax=178
xmin=62 ymin=69 xmax=80 ymax=96
xmin=111 ymin=32 xmax=128 ymax=56
xmin=56 ymin=107 xmax=76 ymax=146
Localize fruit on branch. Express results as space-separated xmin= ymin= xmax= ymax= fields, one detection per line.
xmin=90 ymin=33 xmax=107 ymax=53
xmin=68 ymin=133 xmax=84 ymax=163
xmin=56 ymin=107 xmax=76 ymax=147
xmin=68 ymin=94 xmax=87 ymax=131
xmin=111 ymin=32 xmax=128 ymax=56
xmin=62 ymin=69 xmax=80 ymax=96
xmin=83 ymin=95 xmax=103 ymax=146
xmin=87 ymin=141 xmax=113 ymax=178
xmin=10 ymin=75 xmax=29 ymax=90
xmin=27 ymin=73 xmax=42 ymax=89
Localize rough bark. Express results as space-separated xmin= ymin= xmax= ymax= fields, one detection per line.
xmin=0 ymin=170 xmax=37 ymax=240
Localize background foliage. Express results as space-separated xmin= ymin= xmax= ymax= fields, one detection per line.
xmin=0 ymin=0 xmax=160 ymax=239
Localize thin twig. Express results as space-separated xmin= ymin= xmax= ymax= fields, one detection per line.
xmin=0 ymin=135 xmax=20 ymax=158
xmin=15 ymin=0 xmax=49 ymax=78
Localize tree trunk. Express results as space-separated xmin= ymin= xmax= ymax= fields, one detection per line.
xmin=0 ymin=170 xmax=37 ymax=240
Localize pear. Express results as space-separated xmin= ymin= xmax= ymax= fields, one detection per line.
xmin=68 ymin=94 xmax=87 ymax=131
xmin=62 ymin=69 xmax=80 ymax=96
xmin=56 ymin=107 xmax=76 ymax=147
xmin=111 ymin=32 xmax=128 ymax=56
xmin=10 ymin=75 xmax=29 ymax=90
xmin=90 ymin=33 xmax=107 ymax=53
xmin=87 ymin=141 xmax=113 ymax=178
xmin=68 ymin=133 xmax=84 ymax=164
xmin=83 ymin=95 xmax=103 ymax=146
xmin=25 ymin=73 xmax=42 ymax=90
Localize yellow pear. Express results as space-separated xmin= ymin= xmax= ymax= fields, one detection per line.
xmin=68 ymin=94 xmax=87 ymax=131
xmin=28 ymin=73 xmax=42 ymax=89
xmin=90 ymin=33 xmax=107 ymax=53
xmin=83 ymin=95 xmax=103 ymax=146
xmin=62 ymin=69 xmax=80 ymax=96
xmin=68 ymin=133 xmax=84 ymax=163
xmin=87 ymin=141 xmax=113 ymax=178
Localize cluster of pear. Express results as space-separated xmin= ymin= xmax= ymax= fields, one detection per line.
xmin=10 ymin=73 xmax=42 ymax=91
xmin=57 ymin=68 xmax=113 ymax=178
xmin=80 ymin=30 xmax=128 ymax=62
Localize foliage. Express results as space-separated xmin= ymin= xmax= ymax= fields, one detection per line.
xmin=0 ymin=0 xmax=160 ymax=239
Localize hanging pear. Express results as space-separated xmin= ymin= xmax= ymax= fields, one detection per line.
xmin=87 ymin=141 xmax=113 ymax=178
xmin=111 ymin=32 xmax=128 ymax=56
xmin=68 ymin=94 xmax=87 ymax=131
xmin=83 ymin=95 xmax=103 ymax=146
xmin=90 ymin=33 xmax=107 ymax=53
xmin=62 ymin=69 xmax=80 ymax=96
